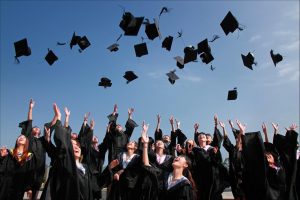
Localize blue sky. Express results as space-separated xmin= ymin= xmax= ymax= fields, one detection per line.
xmin=0 ymin=1 xmax=299 ymax=160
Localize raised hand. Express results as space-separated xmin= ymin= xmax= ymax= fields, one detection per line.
xmin=219 ymin=121 xmax=225 ymax=129
xmin=214 ymin=114 xmax=218 ymax=126
xmin=128 ymin=108 xmax=134 ymax=119
xmin=285 ymin=123 xmax=298 ymax=131
xmin=84 ymin=112 xmax=90 ymax=122
xmin=271 ymin=123 xmax=279 ymax=134
xmin=113 ymin=104 xmax=118 ymax=114
xmin=228 ymin=119 xmax=234 ymax=128
xmin=176 ymin=144 xmax=182 ymax=153
xmin=169 ymin=116 xmax=174 ymax=124
xmin=194 ymin=123 xmax=199 ymax=131
xmin=90 ymin=119 xmax=95 ymax=130
xmin=29 ymin=98 xmax=35 ymax=109
xmin=141 ymin=121 xmax=149 ymax=143
xmin=64 ymin=107 xmax=70 ymax=117
xmin=262 ymin=122 xmax=267 ymax=135
xmin=53 ymin=103 xmax=61 ymax=120
xmin=157 ymin=114 xmax=161 ymax=123
xmin=175 ymin=119 xmax=181 ymax=130
xmin=236 ymin=120 xmax=246 ymax=135
xmin=44 ymin=126 xmax=51 ymax=143
xmin=109 ymin=159 xmax=119 ymax=170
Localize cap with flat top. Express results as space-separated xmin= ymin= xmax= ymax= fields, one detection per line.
xmin=107 ymin=43 xmax=119 ymax=52
xmin=200 ymin=52 xmax=214 ymax=64
xmin=184 ymin=46 xmax=198 ymax=64
xmin=162 ymin=36 xmax=173 ymax=51
xmin=78 ymin=36 xmax=90 ymax=51
xmin=174 ymin=56 xmax=184 ymax=69
xmin=145 ymin=19 xmax=161 ymax=40
xmin=220 ymin=11 xmax=240 ymax=35
xmin=45 ymin=49 xmax=58 ymax=66
xmin=98 ymin=77 xmax=112 ymax=88
xmin=14 ymin=38 xmax=31 ymax=59
xmin=270 ymin=50 xmax=283 ymax=66
xmin=134 ymin=42 xmax=148 ymax=57
xmin=119 ymin=12 xmax=144 ymax=36
xmin=227 ymin=87 xmax=238 ymax=100
xmin=70 ymin=32 xmax=81 ymax=49
xmin=197 ymin=39 xmax=214 ymax=64
xmin=123 ymin=71 xmax=138 ymax=84
xmin=241 ymin=52 xmax=256 ymax=70
xmin=166 ymin=70 xmax=179 ymax=84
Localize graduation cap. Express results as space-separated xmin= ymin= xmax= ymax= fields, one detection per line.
xmin=166 ymin=70 xmax=179 ymax=84
xmin=174 ymin=56 xmax=184 ymax=69
xmin=123 ymin=71 xmax=138 ymax=84
xmin=220 ymin=11 xmax=241 ymax=35
xmin=70 ymin=32 xmax=81 ymax=49
xmin=200 ymin=52 xmax=214 ymax=64
xmin=134 ymin=42 xmax=148 ymax=57
xmin=14 ymin=38 xmax=31 ymax=62
xmin=162 ymin=36 xmax=173 ymax=51
xmin=270 ymin=50 xmax=283 ymax=66
xmin=145 ymin=19 xmax=161 ymax=40
xmin=78 ymin=36 xmax=90 ymax=52
xmin=107 ymin=43 xmax=119 ymax=52
xmin=119 ymin=12 xmax=144 ymax=36
xmin=98 ymin=77 xmax=112 ymax=88
xmin=184 ymin=46 xmax=198 ymax=64
xmin=197 ymin=39 xmax=214 ymax=64
xmin=241 ymin=52 xmax=257 ymax=70
xmin=227 ymin=87 xmax=238 ymax=100
xmin=45 ymin=49 xmax=58 ymax=66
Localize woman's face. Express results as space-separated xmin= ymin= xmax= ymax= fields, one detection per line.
xmin=71 ymin=139 xmax=81 ymax=159
xmin=172 ymin=156 xmax=188 ymax=169
xmin=266 ymin=153 xmax=275 ymax=165
xmin=127 ymin=141 xmax=136 ymax=151
xmin=17 ymin=135 xmax=27 ymax=145
xmin=198 ymin=134 xmax=207 ymax=144
xmin=155 ymin=140 xmax=165 ymax=149
xmin=92 ymin=136 xmax=98 ymax=144
xmin=71 ymin=133 xmax=78 ymax=140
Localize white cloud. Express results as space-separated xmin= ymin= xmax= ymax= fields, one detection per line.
xmin=249 ymin=35 xmax=262 ymax=43
xmin=278 ymin=39 xmax=299 ymax=52
xmin=277 ymin=61 xmax=299 ymax=82
xmin=283 ymin=6 xmax=299 ymax=20
xmin=181 ymin=75 xmax=202 ymax=82
xmin=148 ymin=71 xmax=164 ymax=79
xmin=273 ymin=30 xmax=295 ymax=37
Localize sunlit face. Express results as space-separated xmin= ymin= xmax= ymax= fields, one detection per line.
xmin=185 ymin=140 xmax=194 ymax=153
xmin=206 ymin=135 xmax=212 ymax=145
xmin=71 ymin=139 xmax=81 ymax=160
xmin=198 ymin=134 xmax=207 ymax=145
xmin=155 ymin=140 xmax=165 ymax=149
xmin=92 ymin=136 xmax=98 ymax=144
xmin=172 ymin=156 xmax=188 ymax=169
xmin=265 ymin=153 xmax=275 ymax=165
xmin=32 ymin=127 xmax=41 ymax=137
xmin=71 ymin=133 xmax=78 ymax=140
xmin=163 ymin=135 xmax=171 ymax=143
xmin=127 ymin=141 xmax=137 ymax=151
xmin=116 ymin=124 xmax=123 ymax=132
xmin=17 ymin=135 xmax=27 ymax=145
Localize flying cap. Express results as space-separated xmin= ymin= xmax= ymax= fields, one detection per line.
xmin=107 ymin=43 xmax=119 ymax=52
xmin=270 ymin=50 xmax=283 ymax=66
xmin=227 ymin=87 xmax=238 ymax=100
xmin=174 ymin=56 xmax=184 ymax=69
xmin=70 ymin=32 xmax=81 ymax=49
xmin=145 ymin=19 xmax=161 ymax=40
xmin=45 ymin=49 xmax=58 ymax=66
xmin=220 ymin=11 xmax=240 ymax=35
xmin=162 ymin=36 xmax=173 ymax=51
xmin=166 ymin=70 xmax=179 ymax=84
xmin=134 ymin=42 xmax=148 ymax=57
xmin=14 ymin=38 xmax=31 ymax=62
xmin=184 ymin=46 xmax=198 ymax=64
xmin=78 ymin=36 xmax=91 ymax=51
xmin=197 ymin=39 xmax=214 ymax=64
xmin=119 ymin=12 xmax=144 ymax=36
xmin=241 ymin=52 xmax=256 ymax=70
xmin=98 ymin=77 xmax=112 ymax=88
xmin=123 ymin=71 xmax=138 ymax=84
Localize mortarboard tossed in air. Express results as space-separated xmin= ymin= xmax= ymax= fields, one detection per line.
xmin=162 ymin=36 xmax=173 ymax=51
xmin=220 ymin=11 xmax=243 ymax=35
xmin=70 ymin=32 xmax=81 ymax=49
xmin=197 ymin=39 xmax=214 ymax=64
xmin=270 ymin=50 xmax=283 ymax=67
xmin=123 ymin=71 xmax=138 ymax=84
xmin=98 ymin=77 xmax=112 ymax=88
xmin=134 ymin=42 xmax=148 ymax=57
xmin=145 ymin=19 xmax=161 ymax=40
xmin=78 ymin=36 xmax=91 ymax=52
xmin=45 ymin=49 xmax=58 ymax=66
xmin=174 ymin=56 xmax=184 ymax=69
xmin=166 ymin=70 xmax=179 ymax=84
xmin=14 ymin=38 xmax=31 ymax=63
xmin=184 ymin=46 xmax=198 ymax=64
xmin=241 ymin=52 xmax=257 ymax=70
xmin=119 ymin=12 xmax=144 ymax=36
xmin=227 ymin=87 xmax=238 ymax=100
xmin=107 ymin=43 xmax=119 ymax=52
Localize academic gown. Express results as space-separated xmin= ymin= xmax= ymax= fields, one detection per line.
xmin=19 ymin=120 xmax=46 ymax=195
xmin=296 ymin=157 xmax=300 ymax=200
xmin=0 ymin=148 xmax=36 ymax=200
xmin=273 ymin=130 xmax=299 ymax=200
xmin=165 ymin=177 xmax=195 ymax=200
xmin=154 ymin=129 xmax=179 ymax=156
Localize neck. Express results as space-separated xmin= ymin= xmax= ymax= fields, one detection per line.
xmin=127 ymin=150 xmax=134 ymax=157
xmin=199 ymin=142 xmax=206 ymax=148
xmin=156 ymin=148 xmax=164 ymax=156
xmin=173 ymin=168 xmax=183 ymax=180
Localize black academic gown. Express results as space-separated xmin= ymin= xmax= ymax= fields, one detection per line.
xmin=296 ymin=157 xmax=300 ymax=200
xmin=19 ymin=119 xmax=46 ymax=196
xmin=0 ymin=148 xmax=36 ymax=200
xmin=108 ymin=152 xmax=141 ymax=200
xmin=44 ymin=121 xmax=93 ymax=200
xmin=165 ymin=177 xmax=195 ymax=200
xmin=273 ymin=130 xmax=299 ymax=200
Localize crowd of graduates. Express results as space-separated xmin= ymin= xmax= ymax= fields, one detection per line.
xmin=0 ymin=99 xmax=299 ymax=200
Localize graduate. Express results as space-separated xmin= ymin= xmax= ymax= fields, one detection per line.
xmin=141 ymin=121 xmax=196 ymax=200
xmin=103 ymin=104 xmax=138 ymax=163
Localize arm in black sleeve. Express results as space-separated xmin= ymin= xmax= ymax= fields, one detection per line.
xmin=211 ymin=127 xmax=223 ymax=148
xmin=154 ymin=128 xmax=163 ymax=141
xmin=19 ymin=120 xmax=33 ymax=138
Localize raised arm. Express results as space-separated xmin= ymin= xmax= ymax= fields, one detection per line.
xmin=220 ymin=121 xmax=235 ymax=153
xmin=154 ymin=114 xmax=163 ymax=141
xmin=236 ymin=120 xmax=246 ymax=151
xmin=194 ymin=123 xmax=199 ymax=145
xmin=271 ymin=123 xmax=279 ymax=135
xmin=219 ymin=121 xmax=227 ymax=138
xmin=64 ymin=107 xmax=71 ymax=128
xmin=170 ymin=115 xmax=175 ymax=132
xmin=141 ymin=121 xmax=150 ymax=166
xmin=28 ymin=98 xmax=35 ymax=120
xmin=156 ymin=114 xmax=161 ymax=132
xmin=262 ymin=122 xmax=269 ymax=143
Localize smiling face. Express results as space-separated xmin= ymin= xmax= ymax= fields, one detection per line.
xmin=127 ymin=141 xmax=137 ymax=151
xmin=172 ymin=155 xmax=188 ymax=169
xmin=162 ymin=135 xmax=171 ymax=143
xmin=198 ymin=134 xmax=207 ymax=147
xmin=71 ymin=139 xmax=81 ymax=160
xmin=265 ymin=152 xmax=275 ymax=165
xmin=32 ymin=126 xmax=41 ymax=137
xmin=155 ymin=140 xmax=165 ymax=150
xmin=92 ymin=136 xmax=99 ymax=144
xmin=17 ymin=135 xmax=27 ymax=145
xmin=116 ymin=124 xmax=123 ymax=132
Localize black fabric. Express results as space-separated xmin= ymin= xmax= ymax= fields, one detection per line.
xmin=165 ymin=178 xmax=195 ymax=200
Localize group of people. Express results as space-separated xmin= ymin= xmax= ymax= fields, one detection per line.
xmin=0 ymin=99 xmax=299 ymax=200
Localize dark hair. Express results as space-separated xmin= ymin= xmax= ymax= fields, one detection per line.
xmin=180 ymin=155 xmax=197 ymax=192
